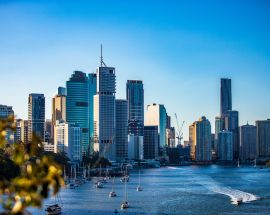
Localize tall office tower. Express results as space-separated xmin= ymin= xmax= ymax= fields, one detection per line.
xmin=143 ymin=126 xmax=159 ymax=159
xmin=214 ymin=116 xmax=225 ymax=152
xmin=193 ymin=116 xmax=212 ymax=162
xmin=54 ymin=120 xmax=82 ymax=161
xmin=126 ymin=80 xmax=144 ymax=135
xmin=94 ymin=62 xmax=116 ymax=161
xmin=239 ymin=123 xmax=257 ymax=162
xmin=217 ymin=130 xmax=233 ymax=161
xmin=45 ymin=119 xmax=52 ymax=143
xmin=66 ymin=71 xmax=89 ymax=157
xmin=145 ymin=103 xmax=167 ymax=149
xmin=28 ymin=94 xmax=45 ymax=141
xmin=126 ymin=80 xmax=144 ymax=160
xmin=166 ymin=127 xmax=175 ymax=148
xmin=14 ymin=119 xmax=23 ymax=143
xmin=166 ymin=114 xmax=171 ymax=129
xmin=256 ymin=119 xmax=270 ymax=158
xmin=88 ymin=73 xmax=97 ymax=152
xmin=52 ymin=87 xmax=66 ymax=144
xmin=115 ymin=100 xmax=128 ymax=161
xmin=220 ymin=78 xmax=232 ymax=115
xmin=224 ymin=110 xmax=239 ymax=159
xmin=189 ymin=123 xmax=196 ymax=160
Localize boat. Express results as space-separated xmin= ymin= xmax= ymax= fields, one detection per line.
xmin=96 ymin=181 xmax=104 ymax=188
xmin=45 ymin=204 xmax=61 ymax=215
xmin=109 ymin=177 xmax=117 ymax=197
xmin=231 ymin=198 xmax=243 ymax=206
xmin=120 ymin=175 xmax=129 ymax=183
xmin=136 ymin=169 xmax=143 ymax=192
xmin=45 ymin=194 xmax=63 ymax=215
xmin=254 ymin=158 xmax=257 ymax=167
xmin=237 ymin=159 xmax=240 ymax=168
xmin=121 ymin=167 xmax=129 ymax=209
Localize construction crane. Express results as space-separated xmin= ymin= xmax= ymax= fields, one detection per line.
xmin=175 ymin=113 xmax=185 ymax=147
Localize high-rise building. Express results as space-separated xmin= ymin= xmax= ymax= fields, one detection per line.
xmin=145 ymin=103 xmax=167 ymax=149
xmin=54 ymin=120 xmax=82 ymax=161
xmin=143 ymin=126 xmax=158 ymax=159
xmin=14 ymin=119 xmax=23 ymax=143
xmin=239 ymin=123 xmax=256 ymax=162
xmin=224 ymin=110 xmax=239 ymax=159
xmin=256 ymin=119 xmax=270 ymax=158
xmin=115 ymin=99 xmax=128 ymax=161
xmin=189 ymin=122 xmax=196 ymax=160
xmin=217 ymin=130 xmax=233 ymax=161
xmin=94 ymin=65 xmax=116 ymax=161
xmin=45 ymin=119 xmax=52 ymax=143
xmin=52 ymin=87 xmax=66 ymax=143
xmin=28 ymin=94 xmax=45 ymax=141
xmin=88 ymin=73 xmax=97 ymax=151
xmin=66 ymin=71 xmax=89 ymax=156
xmin=166 ymin=127 xmax=175 ymax=148
xmin=220 ymin=78 xmax=232 ymax=115
xmin=0 ymin=105 xmax=14 ymax=118
xmin=126 ymin=80 xmax=144 ymax=135
xmin=191 ymin=116 xmax=212 ymax=162
xmin=128 ymin=134 xmax=144 ymax=160
xmin=214 ymin=116 xmax=225 ymax=152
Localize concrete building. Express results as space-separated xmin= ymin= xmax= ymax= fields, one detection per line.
xmin=54 ymin=121 xmax=82 ymax=161
xmin=115 ymin=100 xmax=128 ymax=161
xmin=217 ymin=130 xmax=233 ymax=161
xmin=224 ymin=110 xmax=239 ymax=159
xmin=190 ymin=116 xmax=212 ymax=162
xmin=94 ymin=66 xmax=116 ymax=161
xmin=66 ymin=71 xmax=89 ymax=156
xmin=143 ymin=126 xmax=158 ymax=159
xmin=256 ymin=119 xmax=270 ymax=158
xmin=145 ymin=103 xmax=167 ymax=149
xmin=220 ymin=78 xmax=232 ymax=115
xmin=239 ymin=123 xmax=257 ymax=162
xmin=28 ymin=94 xmax=45 ymax=141
xmin=43 ymin=142 xmax=54 ymax=152
xmin=166 ymin=127 xmax=175 ymax=148
xmin=52 ymin=87 xmax=66 ymax=143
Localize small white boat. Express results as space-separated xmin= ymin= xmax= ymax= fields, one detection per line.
xmin=231 ymin=198 xmax=243 ymax=206
xmin=96 ymin=182 xmax=104 ymax=188
xmin=120 ymin=175 xmax=129 ymax=183
xmin=136 ymin=169 xmax=143 ymax=192
xmin=45 ymin=204 xmax=61 ymax=215
xmin=109 ymin=177 xmax=117 ymax=197
xmin=121 ymin=167 xmax=129 ymax=209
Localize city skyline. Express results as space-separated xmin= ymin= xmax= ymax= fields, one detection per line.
xmin=1 ymin=1 xmax=270 ymax=140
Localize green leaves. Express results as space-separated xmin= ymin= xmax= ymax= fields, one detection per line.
xmin=0 ymin=117 xmax=64 ymax=214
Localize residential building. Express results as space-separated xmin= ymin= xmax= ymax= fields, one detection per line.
xmin=145 ymin=103 xmax=167 ymax=149
xmin=115 ymin=99 xmax=128 ymax=160
xmin=143 ymin=126 xmax=158 ymax=159
xmin=217 ymin=130 xmax=233 ymax=161
xmin=224 ymin=110 xmax=239 ymax=159
xmin=239 ymin=123 xmax=257 ymax=162
xmin=256 ymin=119 xmax=270 ymax=158
xmin=54 ymin=121 xmax=82 ymax=161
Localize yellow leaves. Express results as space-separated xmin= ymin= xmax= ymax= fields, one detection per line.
xmin=0 ymin=117 xmax=64 ymax=214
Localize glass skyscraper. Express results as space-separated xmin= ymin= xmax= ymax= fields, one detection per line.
xmin=66 ymin=71 xmax=89 ymax=156
xmin=28 ymin=94 xmax=45 ymax=141
xmin=94 ymin=66 xmax=116 ymax=161
xmin=220 ymin=78 xmax=232 ymax=116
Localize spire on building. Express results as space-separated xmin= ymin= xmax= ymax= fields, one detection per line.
xmin=100 ymin=44 xmax=107 ymax=67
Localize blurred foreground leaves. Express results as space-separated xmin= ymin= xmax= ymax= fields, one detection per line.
xmin=0 ymin=116 xmax=64 ymax=214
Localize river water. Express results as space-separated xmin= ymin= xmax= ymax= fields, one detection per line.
xmin=31 ymin=165 xmax=270 ymax=215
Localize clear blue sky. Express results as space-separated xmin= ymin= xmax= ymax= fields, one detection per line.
xmin=1 ymin=0 xmax=270 ymax=139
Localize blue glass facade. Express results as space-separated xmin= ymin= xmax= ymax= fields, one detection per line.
xmin=66 ymin=71 xmax=89 ymax=156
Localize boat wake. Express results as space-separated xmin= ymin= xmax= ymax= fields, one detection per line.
xmin=195 ymin=176 xmax=258 ymax=204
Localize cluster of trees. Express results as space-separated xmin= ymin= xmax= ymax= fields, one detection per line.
xmin=0 ymin=116 xmax=64 ymax=215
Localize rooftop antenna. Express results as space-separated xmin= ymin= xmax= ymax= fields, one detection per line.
xmin=100 ymin=44 xmax=107 ymax=67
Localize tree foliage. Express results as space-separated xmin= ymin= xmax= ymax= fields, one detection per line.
xmin=0 ymin=116 xmax=64 ymax=214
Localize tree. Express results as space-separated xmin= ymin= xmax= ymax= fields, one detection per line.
xmin=0 ymin=116 xmax=64 ymax=214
